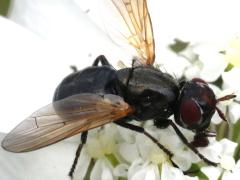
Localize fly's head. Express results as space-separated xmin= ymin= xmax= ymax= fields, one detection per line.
xmin=175 ymin=78 xmax=235 ymax=147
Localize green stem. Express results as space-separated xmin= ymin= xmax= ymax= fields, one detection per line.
xmin=216 ymin=122 xmax=228 ymax=140
xmin=84 ymin=158 xmax=95 ymax=180
xmin=0 ymin=0 xmax=11 ymax=16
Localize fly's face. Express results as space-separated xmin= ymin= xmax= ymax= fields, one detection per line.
xmin=174 ymin=78 xmax=236 ymax=131
xmin=175 ymin=78 xmax=235 ymax=147
xmin=175 ymin=78 xmax=216 ymax=131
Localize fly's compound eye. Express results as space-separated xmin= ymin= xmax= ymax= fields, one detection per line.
xmin=191 ymin=78 xmax=207 ymax=84
xmin=180 ymin=99 xmax=202 ymax=128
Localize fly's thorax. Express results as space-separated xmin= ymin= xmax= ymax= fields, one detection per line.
xmin=117 ymin=66 xmax=179 ymax=120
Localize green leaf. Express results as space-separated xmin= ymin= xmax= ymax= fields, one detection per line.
xmin=212 ymin=76 xmax=223 ymax=88
xmin=224 ymin=63 xmax=234 ymax=72
xmin=0 ymin=0 xmax=11 ymax=16
xmin=216 ymin=121 xmax=228 ymax=141
xmin=169 ymin=39 xmax=190 ymax=53
xmin=118 ymin=177 xmax=127 ymax=180
xmin=184 ymin=164 xmax=209 ymax=180
xmin=231 ymin=119 xmax=240 ymax=142
xmin=234 ymin=144 xmax=240 ymax=161
xmin=196 ymin=171 xmax=209 ymax=180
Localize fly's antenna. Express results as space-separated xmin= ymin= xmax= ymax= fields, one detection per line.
xmin=215 ymin=93 xmax=236 ymax=122
xmin=216 ymin=94 xmax=236 ymax=102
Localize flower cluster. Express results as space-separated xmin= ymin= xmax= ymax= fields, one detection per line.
xmin=73 ymin=120 xmax=238 ymax=180
xmin=73 ymin=35 xmax=240 ymax=180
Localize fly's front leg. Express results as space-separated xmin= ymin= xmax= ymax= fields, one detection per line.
xmin=154 ymin=118 xmax=218 ymax=166
xmin=168 ymin=121 xmax=218 ymax=166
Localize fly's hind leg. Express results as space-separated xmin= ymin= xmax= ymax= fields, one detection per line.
xmin=69 ymin=131 xmax=88 ymax=179
xmin=70 ymin=55 xmax=112 ymax=73
xmin=69 ymin=55 xmax=111 ymax=73
xmin=92 ymin=55 xmax=111 ymax=66
xmin=70 ymin=65 xmax=78 ymax=72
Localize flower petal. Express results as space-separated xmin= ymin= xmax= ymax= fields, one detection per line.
xmin=90 ymin=159 xmax=114 ymax=180
xmin=113 ymin=163 xmax=129 ymax=177
xmin=161 ymin=162 xmax=198 ymax=180
xmin=219 ymin=138 xmax=238 ymax=156
xmin=118 ymin=143 xmax=140 ymax=163
xmin=220 ymin=155 xmax=236 ymax=170
xmin=201 ymin=166 xmax=222 ymax=180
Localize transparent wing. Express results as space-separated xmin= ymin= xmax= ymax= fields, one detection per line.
xmin=2 ymin=93 xmax=134 ymax=153
xmin=101 ymin=0 xmax=155 ymax=65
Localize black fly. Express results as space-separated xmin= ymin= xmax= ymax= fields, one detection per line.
xmin=1 ymin=0 xmax=236 ymax=179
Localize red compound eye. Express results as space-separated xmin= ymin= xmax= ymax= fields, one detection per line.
xmin=192 ymin=78 xmax=206 ymax=84
xmin=180 ymin=99 xmax=202 ymax=127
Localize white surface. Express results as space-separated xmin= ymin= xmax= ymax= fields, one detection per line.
xmin=0 ymin=133 xmax=80 ymax=180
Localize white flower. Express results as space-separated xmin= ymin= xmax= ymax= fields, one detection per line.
xmin=224 ymin=34 xmax=240 ymax=67
xmin=201 ymin=166 xmax=222 ymax=180
xmin=90 ymin=159 xmax=115 ymax=180
xmin=161 ymin=162 xmax=198 ymax=180
xmin=221 ymin=160 xmax=240 ymax=180
xmin=85 ymin=125 xmax=118 ymax=159
xmin=127 ymin=159 xmax=160 ymax=180
xmin=222 ymin=67 xmax=240 ymax=123
xmin=201 ymin=138 xmax=238 ymax=179
xmin=183 ymin=43 xmax=228 ymax=82
xmin=200 ymin=138 xmax=237 ymax=164
xmin=208 ymin=84 xmax=236 ymax=124
xmin=202 ymin=159 xmax=240 ymax=180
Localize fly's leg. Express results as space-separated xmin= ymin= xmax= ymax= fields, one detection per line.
xmin=126 ymin=59 xmax=136 ymax=88
xmin=70 ymin=65 xmax=78 ymax=72
xmin=92 ymin=55 xmax=111 ymax=66
xmin=69 ymin=55 xmax=111 ymax=73
xmin=167 ymin=120 xmax=218 ymax=166
xmin=69 ymin=131 xmax=88 ymax=179
xmin=69 ymin=55 xmax=110 ymax=72
xmin=115 ymin=121 xmax=173 ymax=159
xmin=155 ymin=118 xmax=218 ymax=166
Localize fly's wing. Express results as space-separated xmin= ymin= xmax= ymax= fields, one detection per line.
xmin=101 ymin=0 xmax=155 ymax=65
xmin=2 ymin=93 xmax=134 ymax=153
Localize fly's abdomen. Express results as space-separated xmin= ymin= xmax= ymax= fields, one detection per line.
xmin=53 ymin=66 xmax=120 ymax=101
